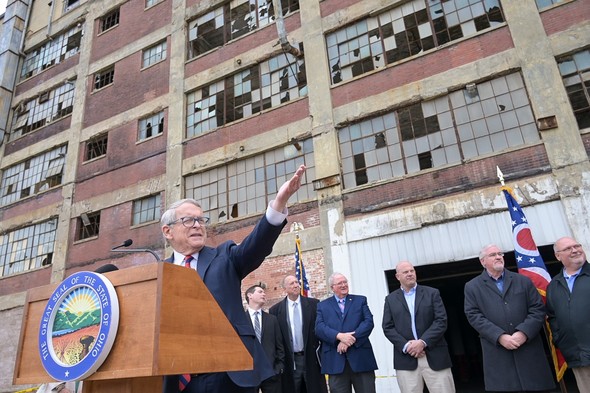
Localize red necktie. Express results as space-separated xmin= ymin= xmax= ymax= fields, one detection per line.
xmin=179 ymin=255 xmax=194 ymax=391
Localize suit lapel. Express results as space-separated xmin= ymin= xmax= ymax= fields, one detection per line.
xmin=300 ymin=297 xmax=311 ymax=341
xmin=196 ymin=247 xmax=215 ymax=278
xmin=279 ymin=298 xmax=294 ymax=353
xmin=481 ymin=271 xmax=503 ymax=298
xmin=394 ymin=290 xmax=409 ymax=313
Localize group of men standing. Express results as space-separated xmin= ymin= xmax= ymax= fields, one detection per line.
xmin=158 ymin=164 xmax=589 ymax=393
xmin=248 ymin=238 xmax=590 ymax=393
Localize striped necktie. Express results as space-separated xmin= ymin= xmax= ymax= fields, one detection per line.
xmin=254 ymin=311 xmax=262 ymax=342
xmin=179 ymin=255 xmax=194 ymax=391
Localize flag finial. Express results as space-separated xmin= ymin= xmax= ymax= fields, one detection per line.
xmin=290 ymin=222 xmax=304 ymax=233
xmin=497 ymin=166 xmax=505 ymax=186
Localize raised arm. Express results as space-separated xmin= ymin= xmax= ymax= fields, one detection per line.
xmin=271 ymin=165 xmax=306 ymax=212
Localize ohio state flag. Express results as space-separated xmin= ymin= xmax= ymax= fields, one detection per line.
xmin=502 ymin=186 xmax=567 ymax=381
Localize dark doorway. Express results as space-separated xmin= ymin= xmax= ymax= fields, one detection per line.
xmin=384 ymin=244 xmax=579 ymax=393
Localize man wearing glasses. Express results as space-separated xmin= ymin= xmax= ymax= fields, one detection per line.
xmin=160 ymin=165 xmax=306 ymax=393
xmin=547 ymin=237 xmax=590 ymax=392
xmin=464 ymin=244 xmax=554 ymax=392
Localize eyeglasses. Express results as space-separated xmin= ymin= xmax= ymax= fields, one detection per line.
xmin=486 ymin=252 xmax=504 ymax=258
xmin=556 ymin=244 xmax=583 ymax=253
xmin=332 ymin=280 xmax=348 ymax=286
xmin=168 ymin=216 xmax=210 ymax=227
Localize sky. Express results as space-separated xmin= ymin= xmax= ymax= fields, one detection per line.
xmin=0 ymin=0 xmax=6 ymax=16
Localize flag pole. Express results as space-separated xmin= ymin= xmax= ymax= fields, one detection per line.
xmin=497 ymin=167 xmax=568 ymax=392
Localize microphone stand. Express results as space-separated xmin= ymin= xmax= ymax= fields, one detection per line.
xmin=110 ymin=248 xmax=161 ymax=262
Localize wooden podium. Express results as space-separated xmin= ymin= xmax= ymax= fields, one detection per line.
xmin=13 ymin=262 xmax=253 ymax=392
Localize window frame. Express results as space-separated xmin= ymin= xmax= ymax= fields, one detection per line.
xmin=132 ymin=194 xmax=162 ymax=226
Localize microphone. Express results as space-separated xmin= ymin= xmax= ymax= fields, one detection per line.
xmin=110 ymin=239 xmax=160 ymax=262
xmin=95 ymin=264 xmax=119 ymax=273
xmin=112 ymin=239 xmax=133 ymax=250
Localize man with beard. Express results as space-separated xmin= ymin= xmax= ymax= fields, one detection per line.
xmin=464 ymin=244 xmax=554 ymax=392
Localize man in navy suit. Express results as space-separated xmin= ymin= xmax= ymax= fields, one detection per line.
xmin=382 ymin=261 xmax=455 ymax=393
xmin=161 ymin=165 xmax=306 ymax=393
xmin=315 ymin=272 xmax=377 ymax=393
xmin=269 ymin=275 xmax=327 ymax=393
xmin=244 ymin=284 xmax=284 ymax=393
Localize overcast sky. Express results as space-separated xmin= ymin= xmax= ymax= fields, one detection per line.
xmin=0 ymin=0 xmax=7 ymax=16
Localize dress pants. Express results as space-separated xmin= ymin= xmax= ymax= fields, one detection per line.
xmin=328 ymin=361 xmax=375 ymax=393
xmin=396 ymin=356 xmax=455 ymax=393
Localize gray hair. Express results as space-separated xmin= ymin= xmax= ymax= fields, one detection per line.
xmin=478 ymin=244 xmax=498 ymax=261
xmin=328 ymin=272 xmax=345 ymax=286
xmin=160 ymin=198 xmax=202 ymax=227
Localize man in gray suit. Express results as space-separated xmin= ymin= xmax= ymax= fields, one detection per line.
xmin=382 ymin=261 xmax=455 ymax=393
xmin=464 ymin=244 xmax=554 ymax=392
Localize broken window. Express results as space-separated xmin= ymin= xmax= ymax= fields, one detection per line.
xmin=326 ymin=0 xmax=505 ymax=84
xmin=77 ymin=212 xmax=101 ymax=240
xmin=184 ymin=139 xmax=314 ymax=224
xmin=65 ymin=0 xmax=80 ymax=12
xmin=11 ymin=82 xmax=75 ymax=140
xmin=94 ymin=66 xmax=115 ymax=90
xmin=132 ymin=194 xmax=161 ymax=225
xmin=20 ymin=25 xmax=83 ymax=80
xmin=557 ymin=49 xmax=590 ymax=130
xmin=138 ymin=111 xmax=165 ymax=140
xmin=186 ymin=53 xmax=306 ymax=137
xmin=85 ymin=134 xmax=108 ymax=161
xmin=0 ymin=218 xmax=58 ymax=277
xmin=338 ymin=72 xmax=539 ymax=188
xmin=100 ymin=8 xmax=120 ymax=33
xmin=188 ymin=0 xmax=299 ymax=59
xmin=0 ymin=145 xmax=67 ymax=206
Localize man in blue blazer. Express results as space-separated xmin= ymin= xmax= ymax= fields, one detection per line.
xmin=382 ymin=261 xmax=455 ymax=393
xmin=315 ymin=272 xmax=377 ymax=393
xmin=161 ymin=165 xmax=306 ymax=393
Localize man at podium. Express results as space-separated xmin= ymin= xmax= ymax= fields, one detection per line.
xmin=160 ymin=165 xmax=307 ymax=393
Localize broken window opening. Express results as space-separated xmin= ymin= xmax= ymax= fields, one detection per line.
xmin=94 ymin=67 xmax=114 ymax=90
xmin=85 ymin=134 xmax=108 ymax=161
xmin=100 ymin=8 xmax=120 ymax=33
xmin=78 ymin=212 xmax=100 ymax=240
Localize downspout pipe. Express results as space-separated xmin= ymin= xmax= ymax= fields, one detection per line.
xmin=47 ymin=0 xmax=56 ymax=37
xmin=272 ymin=0 xmax=302 ymax=58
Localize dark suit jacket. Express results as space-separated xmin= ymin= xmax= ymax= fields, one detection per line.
xmin=382 ymin=285 xmax=452 ymax=371
xmin=315 ymin=294 xmax=378 ymax=375
xmin=269 ymin=296 xmax=327 ymax=393
xmin=163 ymin=216 xmax=285 ymax=392
xmin=247 ymin=310 xmax=285 ymax=376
